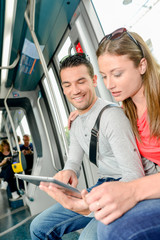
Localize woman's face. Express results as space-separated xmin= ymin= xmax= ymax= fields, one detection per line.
xmin=98 ymin=53 xmax=145 ymax=102
xmin=3 ymin=144 xmax=9 ymax=151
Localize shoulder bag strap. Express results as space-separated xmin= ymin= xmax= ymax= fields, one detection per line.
xmin=89 ymin=104 xmax=118 ymax=166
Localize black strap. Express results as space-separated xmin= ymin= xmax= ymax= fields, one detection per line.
xmin=89 ymin=104 xmax=118 ymax=166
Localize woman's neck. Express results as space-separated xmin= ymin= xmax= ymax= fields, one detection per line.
xmin=132 ymin=86 xmax=147 ymax=119
xmin=2 ymin=150 xmax=10 ymax=155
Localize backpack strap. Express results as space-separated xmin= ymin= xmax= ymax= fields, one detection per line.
xmin=89 ymin=104 xmax=118 ymax=166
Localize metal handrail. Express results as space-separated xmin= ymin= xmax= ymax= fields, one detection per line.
xmin=0 ymin=52 xmax=20 ymax=69
xmin=4 ymin=86 xmax=28 ymax=195
xmin=4 ymin=86 xmax=20 ymax=153
xmin=37 ymin=91 xmax=59 ymax=171
xmin=24 ymin=0 xmax=69 ymax=161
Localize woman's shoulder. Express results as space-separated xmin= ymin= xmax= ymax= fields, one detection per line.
xmin=0 ymin=151 xmax=4 ymax=160
xmin=1 ymin=151 xmax=12 ymax=158
xmin=0 ymin=151 xmax=4 ymax=157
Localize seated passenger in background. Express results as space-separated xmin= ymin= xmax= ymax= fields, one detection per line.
xmin=20 ymin=134 xmax=33 ymax=155
xmin=0 ymin=140 xmax=20 ymax=200
xmin=20 ymin=134 xmax=33 ymax=175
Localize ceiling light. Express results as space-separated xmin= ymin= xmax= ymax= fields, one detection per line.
xmin=123 ymin=0 xmax=132 ymax=5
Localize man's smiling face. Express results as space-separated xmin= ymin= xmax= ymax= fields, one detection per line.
xmin=61 ymin=64 xmax=97 ymax=115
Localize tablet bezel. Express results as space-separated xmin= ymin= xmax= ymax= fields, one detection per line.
xmin=15 ymin=174 xmax=82 ymax=199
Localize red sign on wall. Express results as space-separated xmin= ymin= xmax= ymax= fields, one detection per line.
xmin=75 ymin=42 xmax=83 ymax=53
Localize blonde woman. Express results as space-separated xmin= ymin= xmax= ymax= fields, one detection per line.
xmin=84 ymin=28 xmax=160 ymax=240
xmin=0 ymin=140 xmax=20 ymax=199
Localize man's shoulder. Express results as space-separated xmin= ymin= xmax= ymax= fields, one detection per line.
xmin=92 ymin=98 xmax=120 ymax=117
xmin=98 ymin=98 xmax=118 ymax=107
xmin=20 ymin=144 xmax=25 ymax=150
xmin=29 ymin=143 xmax=33 ymax=150
xmin=72 ymin=98 xmax=120 ymax=122
xmin=94 ymin=99 xmax=127 ymax=127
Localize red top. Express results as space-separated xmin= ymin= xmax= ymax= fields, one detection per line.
xmin=136 ymin=110 xmax=160 ymax=166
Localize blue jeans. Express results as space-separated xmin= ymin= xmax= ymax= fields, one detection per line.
xmin=97 ymin=199 xmax=160 ymax=240
xmin=79 ymin=218 xmax=98 ymax=240
xmin=30 ymin=177 xmax=119 ymax=240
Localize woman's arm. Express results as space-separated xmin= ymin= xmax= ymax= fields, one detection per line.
xmin=68 ymin=110 xmax=79 ymax=130
xmin=0 ymin=157 xmax=8 ymax=167
xmin=84 ymin=172 xmax=160 ymax=225
xmin=133 ymin=172 xmax=160 ymax=200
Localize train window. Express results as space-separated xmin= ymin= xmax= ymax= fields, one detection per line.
xmin=91 ymin=0 xmax=160 ymax=63
xmin=18 ymin=114 xmax=31 ymax=136
xmin=55 ymin=35 xmax=77 ymax=115
xmin=44 ymin=68 xmax=67 ymax=131
xmin=67 ymin=4 xmax=114 ymax=102
xmin=45 ymin=68 xmax=68 ymax=129
xmin=1 ymin=109 xmax=32 ymax=152
xmin=57 ymin=37 xmax=75 ymax=62
xmin=43 ymin=67 xmax=69 ymax=157
xmin=11 ymin=110 xmax=32 ymax=147
xmin=0 ymin=111 xmax=2 ymax=128
xmin=16 ymin=125 xmax=23 ymax=141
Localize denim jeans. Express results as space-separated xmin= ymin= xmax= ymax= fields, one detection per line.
xmin=97 ymin=199 xmax=160 ymax=240
xmin=30 ymin=177 xmax=119 ymax=240
xmin=79 ymin=218 xmax=98 ymax=240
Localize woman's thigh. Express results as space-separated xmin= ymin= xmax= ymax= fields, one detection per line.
xmin=3 ymin=165 xmax=14 ymax=181
xmin=97 ymin=199 xmax=160 ymax=240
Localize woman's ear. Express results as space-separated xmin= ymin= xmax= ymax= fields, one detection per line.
xmin=93 ymin=75 xmax=98 ymax=87
xmin=139 ymin=58 xmax=147 ymax=74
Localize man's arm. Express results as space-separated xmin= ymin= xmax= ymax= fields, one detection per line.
xmin=53 ymin=169 xmax=78 ymax=188
xmin=40 ymin=164 xmax=89 ymax=215
xmin=40 ymin=121 xmax=89 ymax=214
xmin=40 ymin=182 xmax=90 ymax=215
xmin=63 ymin=125 xmax=84 ymax=178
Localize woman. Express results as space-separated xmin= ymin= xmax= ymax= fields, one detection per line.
xmin=0 ymin=139 xmax=20 ymax=199
xmin=83 ymin=28 xmax=160 ymax=239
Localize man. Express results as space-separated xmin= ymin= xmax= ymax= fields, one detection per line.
xmin=30 ymin=54 xmax=147 ymax=240
xmin=20 ymin=134 xmax=33 ymax=174
xmin=20 ymin=134 xmax=33 ymax=155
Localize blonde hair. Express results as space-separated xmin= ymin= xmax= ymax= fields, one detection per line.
xmin=97 ymin=31 xmax=160 ymax=140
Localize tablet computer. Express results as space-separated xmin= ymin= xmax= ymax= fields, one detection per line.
xmin=15 ymin=174 xmax=82 ymax=199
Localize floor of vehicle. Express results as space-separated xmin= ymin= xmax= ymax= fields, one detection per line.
xmin=0 ymin=189 xmax=80 ymax=240
xmin=0 ymin=189 xmax=32 ymax=240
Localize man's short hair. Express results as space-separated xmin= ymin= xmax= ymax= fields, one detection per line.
xmin=59 ymin=53 xmax=94 ymax=78
xmin=23 ymin=134 xmax=30 ymax=139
